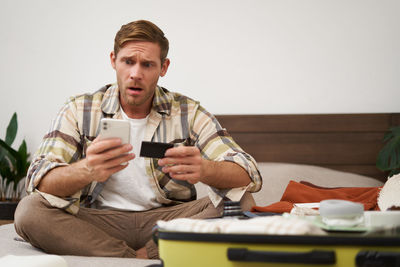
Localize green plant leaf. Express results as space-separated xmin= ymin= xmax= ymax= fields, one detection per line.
xmin=18 ymin=140 xmax=27 ymax=158
xmin=0 ymin=142 xmax=11 ymax=167
xmin=0 ymin=113 xmax=17 ymax=165
xmin=16 ymin=140 xmax=29 ymax=177
xmin=377 ymin=126 xmax=400 ymax=176
xmin=0 ymin=139 xmax=21 ymax=162
xmin=0 ymin=159 xmax=10 ymax=179
xmin=5 ymin=112 xmax=18 ymax=146
xmin=0 ymin=112 xmax=30 ymax=200
xmin=377 ymin=140 xmax=400 ymax=170
xmin=0 ymin=167 xmax=15 ymax=184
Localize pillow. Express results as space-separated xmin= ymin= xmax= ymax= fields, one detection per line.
xmin=252 ymin=180 xmax=380 ymax=213
xmin=253 ymin=162 xmax=383 ymax=206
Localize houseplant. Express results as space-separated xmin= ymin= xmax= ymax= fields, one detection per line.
xmin=376 ymin=126 xmax=400 ymax=178
xmin=0 ymin=112 xmax=31 ymax=219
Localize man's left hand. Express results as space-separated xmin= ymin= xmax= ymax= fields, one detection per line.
xmin=158 ymin=146 xmax=205 ymax=184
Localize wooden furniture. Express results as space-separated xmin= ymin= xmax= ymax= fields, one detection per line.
xmin=216 ymin=113 xmax=400 ymax=182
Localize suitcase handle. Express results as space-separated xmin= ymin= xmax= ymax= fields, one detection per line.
xmin=227 ymin=248 xmax=336 ymax=264
xmin=356 ymin=250 xmax=400 ymax=267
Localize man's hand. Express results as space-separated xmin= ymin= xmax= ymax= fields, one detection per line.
xmin=37 ymin=137 xmax=135 ymax=197
xmin=158 ymin=146 xmax=204 ymax=184
xmin=158 ymin=146 xmax=251 ymax=189
xmin=84 ymin=137 xmax=135 ymax=183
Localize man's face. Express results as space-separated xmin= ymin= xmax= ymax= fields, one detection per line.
xmin=111 ymin=41 xmax=169 ymax=117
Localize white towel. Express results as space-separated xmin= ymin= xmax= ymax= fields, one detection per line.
xmin=157 ymin=216 xmax=326 ymax=235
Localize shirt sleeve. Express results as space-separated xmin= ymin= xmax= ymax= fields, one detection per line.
xmin=191 ymin=105 xmax=263 ymax=206
xmin=26 ymin=97 xmax=83 ymax=194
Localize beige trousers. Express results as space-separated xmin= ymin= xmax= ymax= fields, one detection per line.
xmin=14 ymin=192 xmax=255 ymax=259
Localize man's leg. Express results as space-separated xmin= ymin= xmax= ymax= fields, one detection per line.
xmin=15 ymin=192 xmax=255 ymax=259
xmin=14 ymin=193 xmax=136 ymax=257
xmin=137 ymin=192 xmax=256 ymax=259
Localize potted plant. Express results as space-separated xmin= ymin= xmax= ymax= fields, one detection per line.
xmin=376 ymin=126 xmax=400 ymax=178
xmin=0 ymin=112 xmax=31 ymax=220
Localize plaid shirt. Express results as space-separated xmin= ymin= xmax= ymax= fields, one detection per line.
xmin=27 ymin=84 xmax=262 ymax=214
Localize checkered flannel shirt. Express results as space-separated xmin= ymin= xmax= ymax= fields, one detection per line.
xmin=26 ymin=84 xmax=262 ymax=214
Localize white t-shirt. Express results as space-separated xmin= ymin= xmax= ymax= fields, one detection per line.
xmin=97 ymin=109 xmax=161 ymax=211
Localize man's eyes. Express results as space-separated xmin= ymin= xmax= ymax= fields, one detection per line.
xmin=142 ymin=62 xmax=153 ymax=68
xmin=125 ymin=59 xmax=134 ymax=65
xmin=123 ymin=59 xmax=153 ymax=68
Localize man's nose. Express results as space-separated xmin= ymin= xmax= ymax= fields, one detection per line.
xmin=130 ymin=65 xmax=143 ymax=80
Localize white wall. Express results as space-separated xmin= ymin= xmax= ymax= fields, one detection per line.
xmin=0 ymin=0 xmax=399 ymax=154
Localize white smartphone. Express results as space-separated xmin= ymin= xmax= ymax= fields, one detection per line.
xmin=99 ymin=118 xmax=130 ymax=144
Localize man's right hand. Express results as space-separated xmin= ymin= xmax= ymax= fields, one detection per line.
xmin=83 ymin=137 xmax=135 ymax=183
xmin=38 ymin=137 xmax=134 ymax=197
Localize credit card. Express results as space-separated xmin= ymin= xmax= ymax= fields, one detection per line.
xmin=139 ymin=141 xmax=174 ymax=158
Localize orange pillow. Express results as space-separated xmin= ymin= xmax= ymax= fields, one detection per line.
xmin=252 ymin=180 xmax=381 ymax=214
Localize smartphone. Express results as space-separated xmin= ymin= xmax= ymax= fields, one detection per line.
xmin=99 ymin=118 xmax=130 ymax=144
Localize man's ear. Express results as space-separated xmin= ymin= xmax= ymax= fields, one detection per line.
xmin=160 ymin=58 xmax=170 ymax=77
xmin=110 ymin=51 xmax=116 ymax=70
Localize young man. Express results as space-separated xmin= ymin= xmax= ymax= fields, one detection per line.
xmin=14 ymin=20 xmax=262 ymax=259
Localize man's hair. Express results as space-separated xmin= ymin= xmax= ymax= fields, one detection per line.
xmin=114 ymin=20 xmax=169 ymax=63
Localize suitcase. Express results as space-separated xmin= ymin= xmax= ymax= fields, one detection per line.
xmin=157 ymin=228 xmax=400 ymax=267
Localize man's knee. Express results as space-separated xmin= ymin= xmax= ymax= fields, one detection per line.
xmin=14 ymin=193 xmax=49 ymax=239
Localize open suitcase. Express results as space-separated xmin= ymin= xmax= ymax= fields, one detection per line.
xmin=156 ymin=228 xmax=400 ymax=267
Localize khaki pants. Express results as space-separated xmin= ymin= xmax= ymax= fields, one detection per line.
xmin=14 ymin=192 xmax=255 ymax=259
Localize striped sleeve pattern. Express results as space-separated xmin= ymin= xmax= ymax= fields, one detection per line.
xmin=25 ymin=87 xmax=111 ymax=211
xmin=190 ymin=106 xmax=262 ymax=204
xmin=27 ymin=97 xmax=82 ymax=193
xmin=147 ymin=88 xmax=262 ymax=206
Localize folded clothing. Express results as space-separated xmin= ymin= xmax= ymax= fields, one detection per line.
xmin=252 ymin=180 xmax=381 ymax=214
xmin=157 ymin=216 xmax=326 ymax=235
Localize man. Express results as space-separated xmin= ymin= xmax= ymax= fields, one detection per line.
xmin=14 ymin=20 xmax=262 ymax=259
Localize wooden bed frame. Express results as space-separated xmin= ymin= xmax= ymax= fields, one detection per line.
xmin=215 ymin=113 xmax=400 ymax=182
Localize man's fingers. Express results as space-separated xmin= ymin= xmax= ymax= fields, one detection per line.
xmin=159 ymin=156 xmax=196 ymax=166
xmin=164 ymin=146 xmax=199 ymax=157
xmin=88 ymin=138 xmax=125 ymax=154
xmin=104 ymin=153 xmax=135 ymax=169
xmin=158 ymin=146 xmax=203 ymax=185
xmin=92 ymin=136 xmax=101 ymax=144
xmin=159 ymin=147 xmax=201 ymax=166
xmin=102 ymin=145 xmax=132 ymax=161
xmin=90 ymin=143 xmax=132 ymax=160
xmin=88 ymin=151 xmax=134 ymax=170
xmin=85 ymin=153 xmax=135 ymax=183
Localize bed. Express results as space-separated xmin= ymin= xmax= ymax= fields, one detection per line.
xmin=1 ymin=113 xmax=398 ymax=267
xmin=216 ymin=113 xmax=400 ymax=182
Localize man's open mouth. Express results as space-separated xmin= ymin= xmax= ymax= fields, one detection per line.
xmin=128 ymin=87 xmax=143 ymax=91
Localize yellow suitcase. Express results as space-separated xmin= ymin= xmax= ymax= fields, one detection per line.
xmin=157 ymin=229 xmax=400 ymax=267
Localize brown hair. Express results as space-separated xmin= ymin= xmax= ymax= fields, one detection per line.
xmin=114 ymin=20 xmax=169 ymax=63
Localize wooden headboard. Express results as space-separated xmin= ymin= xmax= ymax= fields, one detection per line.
xmin=215 ymin=113 xmax=400 ymax=182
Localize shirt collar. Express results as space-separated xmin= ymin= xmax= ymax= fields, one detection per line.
xmin=100 ymin=84 xmax=172 ymax=116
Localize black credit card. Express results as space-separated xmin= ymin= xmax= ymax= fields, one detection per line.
xmin=139 ymin=141 xmax=174 ymax=158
